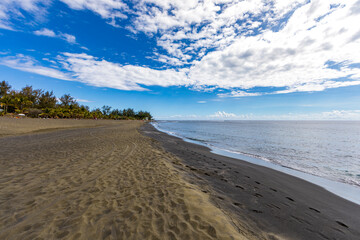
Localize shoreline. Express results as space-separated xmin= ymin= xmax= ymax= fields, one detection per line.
xmin=141 ymin=123 xmax=360 ymax=240
xmin=151 ymin=122 xmax=360 ymax=205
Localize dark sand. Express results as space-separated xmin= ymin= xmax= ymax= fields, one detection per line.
xmin=0 ymin=117 xmax=120 ymax=137
xmin=0 ymin=119 xmax=248 ymax=239
xmin=141 ymin=123 xmax=360 ymax=240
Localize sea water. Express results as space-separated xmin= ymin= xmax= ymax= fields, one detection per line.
xmin=153 ymin=120 xmax=360 ymax=203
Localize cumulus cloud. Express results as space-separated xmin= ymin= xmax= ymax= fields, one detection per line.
xmin=2 ymin=0 xmax=360 ymax=95
xmin=188 ymin=0 xmax=360 ymax=93
xmin=44 ymin=0 xmax=309 ymax=64
xmin=33 ymin=28 xmax=76 ymax=44
xmin=319 ymin=110 xmax=360 ymax=120
xmin=210 ymin=111 xmax=236 ymax=118
xmin=60 ymin=0 xmax=360 ymax=94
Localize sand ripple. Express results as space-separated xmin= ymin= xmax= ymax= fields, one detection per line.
xmin=0 ymin=121 xmax=246 ymax=239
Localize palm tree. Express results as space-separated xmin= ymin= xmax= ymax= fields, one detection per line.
xmin=13 ymin=94 xmax=32 ymax=112
xmin=0 ymin=95 xmax=12 ymax=114
xmin=0 ymin=83 xmax=153 ymax=119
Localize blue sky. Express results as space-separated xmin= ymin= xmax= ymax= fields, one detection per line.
xmin=1 ymin=0 xmax=360 ymax=120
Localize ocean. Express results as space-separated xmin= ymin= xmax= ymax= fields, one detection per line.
xmin=153 ymin=120 xmax=360 ymax=201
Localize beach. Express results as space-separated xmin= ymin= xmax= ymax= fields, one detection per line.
xmin=0 ymin=117 xmax=121 ymax=138
xmin=1 ymin=118 xmax=359 ymax=239
xmin=0 ymin=118 xmax=246 ymax=239
xmin=141 ymin=123 xmax=360 ymax=240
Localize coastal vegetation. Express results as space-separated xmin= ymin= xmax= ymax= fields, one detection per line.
xmin=0 ymin=81 xmax=152 ymax=120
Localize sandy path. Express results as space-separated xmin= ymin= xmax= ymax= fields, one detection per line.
xmin=0 ymin=121 xmax=247 ymax=239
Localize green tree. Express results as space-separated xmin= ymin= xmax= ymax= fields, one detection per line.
xmin=137 ymin=111 xmax=152 ymax=120
xmin=102 ymin=105 xmax=112 ymax=116
xmin=13 ymin=92 xmax=32 ymax=111
xmin=0 ymin=95 xmax=12 ymax=114
xmin=91 ymin=108 xmax=103 ymax=119
xmin=20 ymin=86 xmax=42 ymax=108
xmin=0 ymin=81 xmax=11 ymax=97
xmin=0 ymin=83 xmax=153 ymax=119
xmin=59 ymin=94 xmax=76 ymax=107
xmin=38 ymin=91 xmax=57 ymax=109
xmin=123 ymin=108 xmax=135 ymax=118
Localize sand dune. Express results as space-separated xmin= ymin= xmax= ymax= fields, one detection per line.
xmin=0 ymin=120 xmax=247 ymax=239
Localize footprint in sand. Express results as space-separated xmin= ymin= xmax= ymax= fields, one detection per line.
xmin=286 ymin=197 xmax=295 ymax=202
xmin=309 ymin=207 xmax=320 ymax=213
xmin=336 ymin=221 xmax=349 ymax=228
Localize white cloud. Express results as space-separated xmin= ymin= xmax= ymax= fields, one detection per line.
xmin=158 ymin=110 xmax=360 ymax=120
xmin=2 ymin=0 xmax=360 ymax=95
xmin=52 ymin=0 xmax=308 ymax=64
xmin=60 ymin=33 xmax=76 ymax=44
xmin=210 ymin=111 xmax=236 ymax=118
xmin=33 ymin=28 xmax=76 ymax=44
xmin=197 ymin=101 xmax=206 ymax=104
xmin=0 ymin=54 xmax=71 ymax=80
xmin=76 ymin=98 xmax=93 ymax=103
xmin=0 ymin=2 xmax=76 ymax=44
xmin=218 ymin=90 xmax=262 ymax=98
xmin=319 ymin=110 xmax=360 ymax=120
xmin=59 ymin=0 xmax=128 ymax=26
xmin=128 ymin=0 xmax=308 ymax=64
xmin=155 ymin=114 xmax=201 ymax=120
xmin=0 ymin=53 xmax=192 ymax=91
xmin=34 ymin=28 xmax=55 ymax=37
xmin=188 ymin=0 xmax=360 ymax=93
xmin=253 ymin=110 xmax=360 ymax=120
xmin=57 ymin=53 xmax=191 ymax=91
xmin=61 ymin=0 xmax=359 ymax=94
xmin=0 ymin=22 xmax=13 ymax=30
xmin=0 ymin=0 xmax=49 ymax=30
xmin=274 ymin=80 xmax=360 ymax=94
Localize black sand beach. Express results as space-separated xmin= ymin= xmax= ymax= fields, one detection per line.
xmin=141 ymin=123 xmax=360 ymax=240
xmin=0 ymin=119 xmax=246 ymax=239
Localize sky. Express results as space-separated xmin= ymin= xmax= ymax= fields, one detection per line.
xmin=0 ymin=0 xmax=360 ymax=120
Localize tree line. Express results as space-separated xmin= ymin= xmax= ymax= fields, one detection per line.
xmin=0 ymin=81 xmax=152 ymax=120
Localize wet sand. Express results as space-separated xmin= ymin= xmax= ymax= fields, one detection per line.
xmin=0 ymin=119 xmax=248 ymax=239
xmin=141 ymin=123 xmax=360 ymax=240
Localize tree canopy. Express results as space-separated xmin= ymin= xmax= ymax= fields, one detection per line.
xmin=0 ymin=81 xmax=152 ymax=120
